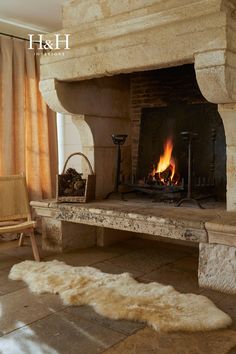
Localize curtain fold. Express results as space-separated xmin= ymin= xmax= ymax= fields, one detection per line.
xmin=0 ymin=35 xmax=58 ymax=200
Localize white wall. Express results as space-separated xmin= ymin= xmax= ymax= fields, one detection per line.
xmin=57 ymin=113 xmax=82 ymax=173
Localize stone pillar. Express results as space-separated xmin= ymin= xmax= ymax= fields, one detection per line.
xmin=199 ymin=242 xmax=236 ymax=294
xmin=218 ymin=103 xmax=236 ymax=211
xmin=42 ymin=217 xmax=96 ymax=252
xmin=195 ymin=48 xmax=236 ymax=210
xmin=72 ymin=115 xmax=131 ymax=199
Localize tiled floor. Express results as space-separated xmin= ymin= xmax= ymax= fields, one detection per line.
xmin=0 ymin=237 xmax=236 ymax=354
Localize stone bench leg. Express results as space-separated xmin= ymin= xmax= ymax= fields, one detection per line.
xmin=198 ymin=243 xmax=236 ymax=294
xmin=42 ymin=218 xmax=96 ymax=252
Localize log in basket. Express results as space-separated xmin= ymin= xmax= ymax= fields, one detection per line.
xmin=56 ymin=152 xmax=96 ymax=203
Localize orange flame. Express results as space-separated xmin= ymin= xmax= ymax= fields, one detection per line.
xmin=151 ymin=138 xmax=176 ymax=183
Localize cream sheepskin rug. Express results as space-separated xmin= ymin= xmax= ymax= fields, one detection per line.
xmin=9 ymin=260 xmax=232 ymax=332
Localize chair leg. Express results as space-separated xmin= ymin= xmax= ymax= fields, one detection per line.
xmin=19 ymin=233 xmax=24 ymax=247
xmin=29 ymin=230 xmax=40 ymax=262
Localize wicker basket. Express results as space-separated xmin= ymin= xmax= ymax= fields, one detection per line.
xmin=56 ymin=152 xmax=96 ymax=203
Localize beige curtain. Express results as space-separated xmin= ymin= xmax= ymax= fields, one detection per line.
xmin=0 ymin=35 xmax=58 ymax=200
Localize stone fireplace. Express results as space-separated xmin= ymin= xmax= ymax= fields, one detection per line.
xmin=33 ymin=0 xmax=236 ymax=294
xmin=39 ymin=0 xmax=236 ymax=210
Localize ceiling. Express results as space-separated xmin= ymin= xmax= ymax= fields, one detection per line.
xmin=0 ymin=0 xmax=67 ymax=38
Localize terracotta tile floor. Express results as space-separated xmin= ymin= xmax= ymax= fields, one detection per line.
xmin=0 ymin=237 xmax=236 ymax=354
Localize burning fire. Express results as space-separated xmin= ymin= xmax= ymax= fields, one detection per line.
xmin=150 ymin=138 xmax=177 ymax=185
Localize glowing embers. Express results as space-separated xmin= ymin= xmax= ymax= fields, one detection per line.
xmin=148 ymin=138 xmax=180 ymax=186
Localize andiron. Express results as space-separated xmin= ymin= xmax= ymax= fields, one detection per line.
xmin=176 ymin=131 xmax=204 ymax=209
xmin=105 ymin=134 xmax=128 ymax=200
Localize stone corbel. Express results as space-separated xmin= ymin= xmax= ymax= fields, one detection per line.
xmin=39 ymin=79 xmax=71 ymax=115
xmin=194 ymin=0 xmax=236 ymax=103
xmin=194 ymin=49 xmax=236 ymax=104
xmin=39 ymin=76 xmax=130 ymax=118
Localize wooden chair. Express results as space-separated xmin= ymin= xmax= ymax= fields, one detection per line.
xmin=0 ymin=175 xmax=40 ymax=261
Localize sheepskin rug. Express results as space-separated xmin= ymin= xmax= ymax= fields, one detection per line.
xmin=9 ymin=260 xmax=232 ymax=332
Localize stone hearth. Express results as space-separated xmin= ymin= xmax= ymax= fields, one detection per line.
xmin=36 ymin=0 xmax=236 ymax=294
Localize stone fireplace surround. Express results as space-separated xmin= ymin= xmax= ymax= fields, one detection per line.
xmin=33 ymin=0 xmax=236 ymax=294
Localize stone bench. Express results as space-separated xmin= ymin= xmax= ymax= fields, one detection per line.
xmin=31 ymin=200 xmax=236 ymax=294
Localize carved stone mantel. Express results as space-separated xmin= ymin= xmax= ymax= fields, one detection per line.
xmin=40 ymin=0 xmax=236 ymax=99
xmin=40 ymin=0 xmax=233 ymax=83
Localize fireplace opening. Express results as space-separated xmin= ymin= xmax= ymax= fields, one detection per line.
xmin=136 ymin=103 xmax=226 ymax=202
xmin=130 ymin=64 xmax=226 ymax=204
